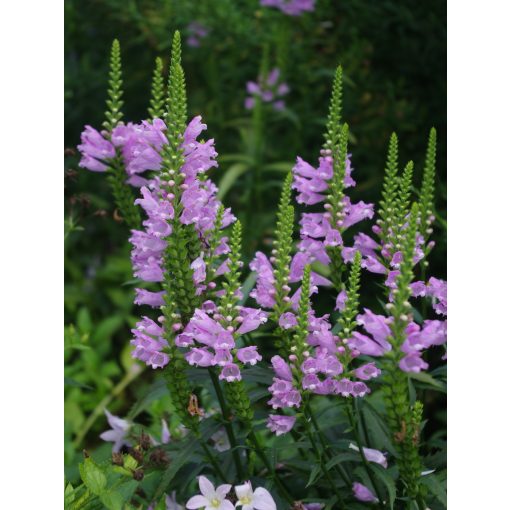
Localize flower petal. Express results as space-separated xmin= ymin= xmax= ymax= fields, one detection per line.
xmin=216 ymin=484 xmax=233 ymax=498
xmin=186 ymin=495 xmax=209 ymax=509
xmin=198 ymin=476 xmax=216 ymax=499
xmin=252 ymin=488 xmax=276 ymax=510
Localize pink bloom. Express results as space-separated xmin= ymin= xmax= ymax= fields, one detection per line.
xmin=237 ymin=346 xmax=262 ymax=366
xmin=353 ymin=482 xmax=378 ymax=503
xmin=271 ymin=355 xmax=293 ymax=381
xmin=354 ymin=362 xmax=381 ymax=381
xmin=219 ymin=363 xmax=242 ymax=382
xmin=267 ymin=415 xmax=296 ymax=435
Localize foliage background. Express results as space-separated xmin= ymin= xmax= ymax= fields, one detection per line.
xmin=64 ymin=0 xmax=446 ymax=487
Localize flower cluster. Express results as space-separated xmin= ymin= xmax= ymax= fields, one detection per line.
xmin=78 ymin=119 xmax=168 ymax=187
xmin=186 ymin=477 xmax=276 ymax=510
xmin=245 ymin=68 xmax=290 ymax=111
xmin=177 ymin=306 xmax=266 ymax=381
xmin=292 ymin=150 xmax=375 ymax=271
xmin=186 ymin=22 xmax=209 ymax=48
xmin=128 ymin=116 xmax=236 ymax=368
xmin=347 ymin=308 xmax=446 ymax=373
xmin=266 ymin=293 xmax=384 ymax=436
xmin=260 ymin=0 xmax=315 ymax=16
xmin=249 ymin=250 xmax=329 ymax=310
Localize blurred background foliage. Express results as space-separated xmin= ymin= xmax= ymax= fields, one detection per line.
xmin=64 ymin=0 xmax=446 ymax=485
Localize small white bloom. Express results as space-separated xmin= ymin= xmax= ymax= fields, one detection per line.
xmin=186 ymin=476 xmax=234 ymax=510
xmin=234 ymin=481 xmax=276 ymax=510
xmin=99 ymin=409 xmax=131 ymax=453
xmin=211 ymin=429 xmax=231 ymax=453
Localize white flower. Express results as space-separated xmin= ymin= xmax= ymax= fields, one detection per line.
xmin=99 ymin=409 xmax=131 ymax=453
xmin=186 ymin=476 xmax=234 ymax=510
xmin=234 ymin=481 xmax=276 ymax=510
xmin=211 ymin=429 xmax=231 ymax=452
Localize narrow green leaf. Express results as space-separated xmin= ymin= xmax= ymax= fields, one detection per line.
xmin=217 ymin=163 xmax=249 ymax=200
xmin=422 ymin=473 xmax=447 ymax=507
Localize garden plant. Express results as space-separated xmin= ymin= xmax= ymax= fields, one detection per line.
xmin=65 ymin=3 xmax=446 ymax=509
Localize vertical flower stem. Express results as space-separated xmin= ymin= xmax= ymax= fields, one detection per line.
xmin=305 ymin=404 xmax=352 ymax=488
xmin=198 ymin=438 xmax=228 ymax=483
xmin=207 ymin=367 xmax=244 ymax=481
xmin=346 ymin=402 xmax=386 ymax=509
xmin=246 ymin=430 xmax=294 ymax=505
xmin=300 ymin=409 xmax=347 ymax=510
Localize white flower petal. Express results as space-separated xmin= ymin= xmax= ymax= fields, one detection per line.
xmin=252 ymin=488 xmax=276 ymax=510
xmin=198 ymin=476 xmax=216 ymax=499
xmin=219 ymin=500 xmax=235 ymax=510
xmin=186 ymin=495 xmax=209 ymax=509
xmin=99 ymin=430 xmax=119 ymax=442
xmin=216 ymin=484 xmax=233 ymax=498
xmin=235 ymin=481 xmax=253 ymax=500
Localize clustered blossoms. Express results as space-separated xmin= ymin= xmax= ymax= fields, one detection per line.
xmin=186 ymin=22 xmax=209 ymax=48
xmin=352 ymin=308 xmax=447 ymax=373
xmin=177 ymin=305 xmax=266 ymax=382
xmin=77 ymin=39 xmax=447 ymax=509
xmin=126 ymin=115 xmax=234 ymax=368
xmin=186 ymin=477 xmax=276 ymax=510
xmin=260 ymin=0 xmax=315 ymax=16
xmin=266 ymin=309 xmax=382 ymax=436
xmin=292 ymin=150 xmax=374 ymax=273
xmin=78 ymin=118 xmax=169 ymax=187
xmin=245 ymin=68 xmax=290 ymax=111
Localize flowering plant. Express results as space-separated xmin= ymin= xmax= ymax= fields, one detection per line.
xmin=68 ymin=30 xmax=446 ymax=510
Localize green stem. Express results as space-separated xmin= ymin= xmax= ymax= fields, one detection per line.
xmin=199 ymin=439 xmax=228 ymax=483
xmin=247 ymin=430 xmax=294 ymax=505
xmin=207 ymin=368 xmax=244 ymax=481
xmin=306 ymin=404 xmax=351 ymax=488
xmin=346 ymin=402 xmax=386 ymax=509
xmin=301 ymin=410 xmax=346 ymax=510
xmin=73 ymin=364 xmax=144 ymax=448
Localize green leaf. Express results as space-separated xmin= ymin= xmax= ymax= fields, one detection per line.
xmin=262 ymin=161 xmax=294 ymax=173
xmin=408 ymin=371 xmax=446 ymax=392
xmin=64 ymin=377 xmax=93 ymax=390
xmin=422 ymin=473 xmax=447 ymax=508
xmin=306 ymin=464 xmax=323 ymax=487
xmin=79 ymin=458 xmax=107 ymax=496
xmin=77 ymin=307 xmax=93 ymax=334
xmin=217 ymin=163 xmax=249 ymax=200
xmin=92 ymin=316 xmax=124 ymax=343
xmin=123 ymin=454 xmax=138 ymax=471
xmin=325 ymin=452 xmax=361 ymax=469
xmin=240 ymin=272 xmax=258 ymax=305
xmin=153 ymin=436 xmax=199 ymax=499
xmin=370 ymin=464 xmax=397 ymax=509
xmin=100 ymin=490 xmax=124 ymax=510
